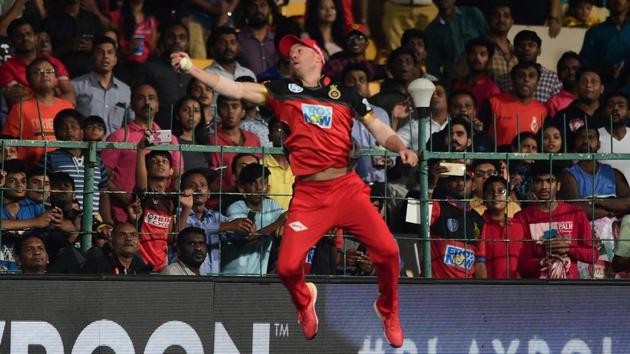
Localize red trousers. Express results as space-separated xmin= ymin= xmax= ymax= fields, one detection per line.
xmin=277 ymin=172 xmax=400 ymax=316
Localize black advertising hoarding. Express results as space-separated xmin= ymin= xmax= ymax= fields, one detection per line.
xmin=0 ymin=277 xmax=629 ymax=353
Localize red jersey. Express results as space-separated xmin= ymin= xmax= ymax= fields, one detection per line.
xmin=515 ymin=202 xmax=594 ymax=279
xmin=488 ymin=92 xmax=548 ymax=147
xmin=481 ymin=212 xmax=525 ymax=279
xmin=264 ymin=78 xmax=372 ymax=176
xmin=0 ymin=55 xmax=70 ymax=89
xmin=430 ymin=200 xmax=486 ymax=278
xmin=137 ymin=189 xmax=174 ymax=272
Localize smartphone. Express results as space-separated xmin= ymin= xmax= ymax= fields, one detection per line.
xmin=153 ymin=130 xmax=172 ymax=144
xmin=439 ymin=162 xmax=466 ymax=176
xmin=247 ymin=211 xmax=256 ymax=223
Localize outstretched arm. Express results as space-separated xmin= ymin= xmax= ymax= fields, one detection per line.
xmin=171 ymin=52 xmax=268 ymax=105
xmin=361 ymin=113 xmax=418 ymax=167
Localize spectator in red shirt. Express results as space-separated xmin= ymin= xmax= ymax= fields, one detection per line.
xmin=0 ymin=19 xmax=75 ymax=106
xmin=429 ymin=170 xmax=487 ymax=279
xmin=482 ymin=61 xmax=548 ymax=150
xmin=209 ymin=95 xmax=261 ymax=191
xmin=1 ymin=58 xmax=75 ymax=167
xmin=480 ymin=176 xmax=525 ymax=279
xmin=546 ymin=51 xmax=582 ymax=118
xmin=516 ymin=161 xmax=594 ymax=279
xmin=109 ymin=0 xmax=159 ymax=64
xmin=452 ymin=37 xmax=500 ymax=114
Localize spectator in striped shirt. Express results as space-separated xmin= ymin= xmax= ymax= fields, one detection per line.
xmin=37 ymin=109 xmax=111 ymax=224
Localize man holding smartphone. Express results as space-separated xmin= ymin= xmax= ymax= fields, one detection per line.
xmin=516 ymin=161 xmax=594 ymax=279
xmin=171 ymin=34 xmax=417 ymax=348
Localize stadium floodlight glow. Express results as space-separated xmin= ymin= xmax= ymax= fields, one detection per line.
xmin=408 ymin=78 xmax=436 ymax=109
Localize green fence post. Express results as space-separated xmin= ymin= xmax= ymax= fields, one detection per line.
xmin=81 ymin=141 xmax=96 ymax=252
xmin=418 ymin=109 xmax=431 ymax=278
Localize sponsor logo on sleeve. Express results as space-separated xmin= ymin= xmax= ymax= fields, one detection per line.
xmin=301 ymin=104 xmax=333 ymax=129
xmin=443 ymin=244 xmax=475 ymax=270
xmin=288 ymin=221 xmax=308 ymax=232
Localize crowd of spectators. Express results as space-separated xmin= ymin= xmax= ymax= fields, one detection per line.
xmin=2 ymin=0 xmax=630 ymax=280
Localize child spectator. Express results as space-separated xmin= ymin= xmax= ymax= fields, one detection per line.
xmin=127 ymin=133 xmax=181 ymax=272
xmin=480 ymin=176 xmax=525 ymax=279
xmin=222 ymin=163 xmax=286 ymax=275
xmin=172 ymin=96 xmax=211 ymax=171
xmin=0 ymin=159 xmax=58 ymax=271
xmin=564 ymin=0 xmax=602 ymax=28
xmin=516 ymin=161 xmax=594 ymax=279
xmin=82 ymin=115 xmax=107 ymax=142
xmin=178 ymin=168 xmax=255 ymax=275
xmin=38 ymin=109 xmax=110 ymax=222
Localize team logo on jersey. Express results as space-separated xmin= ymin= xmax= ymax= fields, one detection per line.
xmin=328 ymin=84 xmax=341 ymax=99
xmin=288 ymin=83 xmax=303 ymax=93
xmin=446 ymin=218 xmax=459 ymax=232
xmin=569 ymin=118 xmax=584 ymax=132
xmin=531 ymin=116 xmax=538 ymax=131
xmin=289 ymin=221 xmax=308 ymax=232
xmin=302 ymin=103 xmax=333 ymax=129
xmin=444 ymin=245 xmax=475 ymax=270
xmin=144 ymin=213 xmax=171 ymax=229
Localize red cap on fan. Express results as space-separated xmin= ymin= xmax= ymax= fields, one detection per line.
xmin=279 ymin=35 xmax=326 ymax=64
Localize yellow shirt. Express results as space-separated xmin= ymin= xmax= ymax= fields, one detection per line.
xmin=470 ymin=196 xmax=521 ymax=218
xmin=263 ymin=154 xmax=295 ymax=210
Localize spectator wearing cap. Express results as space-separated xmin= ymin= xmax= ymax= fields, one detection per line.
xmin=498 ymin=30 xmax=562 ymax=104
xmin=0 ymin=19 xmax=75 ymax=106
xmin=237 ymin=0 xmax=278 ymax=77
xmin=161 ymin=227 xmax=208 ymax=275
xmin=428 ymin=160 xmax=487 ymax=279
xmin=546 ymin=52 xmax=582 ymax=119
xmin=205 ymin=26 xmax=257 ymax=83
xmin=482 ymin=62 xmax=548 ymax=149
xmin=15 ymin=235 xmax=49 ymax=274
xmin=81 ymin=222 xmax=152 ymax=275
xmin=1 ymin=58 xmax=75 ymax=167
xmin=425 ymin=0 xmax=487 ymax=83
xmin=580 ymin=0 xmax=630 ymax=86
xmin=323 ymin=24 xmax=385 ymax=82
xmin=452 ymin=38 xmax=501 ymax=114
xmin=222 ymin=163 xmax=286 ymax=275
xmin=72 ymin=36 xmax=131 ymax=136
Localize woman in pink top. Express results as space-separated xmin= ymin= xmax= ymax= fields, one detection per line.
xmin=110 ymin=0 xmax=159 ymax=63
